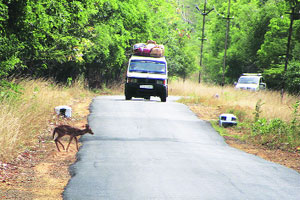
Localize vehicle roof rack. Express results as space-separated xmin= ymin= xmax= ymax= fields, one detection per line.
xmin=242 ymin=73 xmax=262 ymax=76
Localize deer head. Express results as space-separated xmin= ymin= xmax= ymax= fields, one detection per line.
xmin=85 ymin=124 xmax=94 ymax=135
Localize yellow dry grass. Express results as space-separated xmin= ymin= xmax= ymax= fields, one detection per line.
xmin=0 ymin=78 xmax=93 ymax=162
xmin=1 ymin=78 xmax=297 ymax=161
xmin=169 ymin=79 xmax=299 ymax=122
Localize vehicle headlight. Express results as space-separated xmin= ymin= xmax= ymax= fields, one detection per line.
xmin=156 ymin=80 xmax=165 ymax=85
xmin=127 ymin=78 xmax=138 ymax=83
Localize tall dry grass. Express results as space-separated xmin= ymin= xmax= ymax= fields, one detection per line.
xmin=0 ymin=78 xmax=93 ymax=162
xmin=169 ymin=79 xmax=299 ymax=122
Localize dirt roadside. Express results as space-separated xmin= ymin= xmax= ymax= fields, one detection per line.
xmin=189 ymin=103 xmax=300 ymax=173
xmin=1 ymin=98 xmax=299 ymax=200
xmin=0 ymin=98 xmax=90 ymax=200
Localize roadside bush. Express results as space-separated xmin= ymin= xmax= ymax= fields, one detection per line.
xmin=263 ymin=61 xmax=300 ymax=94
xmin=251 ymin=118 xmax=289 ymax=148
xmin=226 ymin=107 xmax=247 ymax=122
xmin=250 ymin=101 xmax=300 ymax=150
xmin=285 ymin=61 xmax=300 ymax=95
xmin=0 ymin=80 xmax=23 ymax=100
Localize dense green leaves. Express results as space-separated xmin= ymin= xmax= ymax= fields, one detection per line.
xmin=285 ymin=61 xmax=300 ymax=93
xmin=179 ymin=0 xmax=299 ymax=93
xmin=0 ymin=0 xmax=299 ymax=93
xmin=1 ymin=0 xmax=198 ymax=85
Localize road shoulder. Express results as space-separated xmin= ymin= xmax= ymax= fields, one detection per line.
xmin=188 ymin=103 xmax=300 ymax=173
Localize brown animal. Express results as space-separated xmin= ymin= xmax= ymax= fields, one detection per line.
xmin=53 ymin=124 xmax=94 ymax=152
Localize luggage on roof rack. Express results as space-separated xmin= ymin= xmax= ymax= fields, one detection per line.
xmin=132 ymin=40 xmax=165 ymax=57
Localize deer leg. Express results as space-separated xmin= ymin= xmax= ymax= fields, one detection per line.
xmin=55 ymin=141 xmax=61 ymax=152
xmin=54 ymin=137 xmax=65 ymax=151
xmin=74 ymin=137 xmax=79 ymax=151
xmin=57 ymin=139 xmax=65 ymax=150
xmin=66 ymin=136 xmax=74 ymax=152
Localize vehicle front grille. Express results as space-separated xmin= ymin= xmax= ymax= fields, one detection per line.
xmin=136 ymin=78 xmax=158 ymax=84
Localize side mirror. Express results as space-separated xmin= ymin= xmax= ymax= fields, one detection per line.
xmin=259 ymin=83 xmax=266 ymax=89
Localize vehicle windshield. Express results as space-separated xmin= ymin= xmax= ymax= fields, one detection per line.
xmin=129 ymin=60 xmax=166 ymax=74
xmin=238 ymin=76 xmax=259 ymax=84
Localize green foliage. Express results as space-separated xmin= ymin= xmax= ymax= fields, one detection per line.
xmin=251 ymin=118 xmax=288 ymax=148
xmin=167 ymin=36 xmax=198 ymax=79
xmin=262 ymin=60 xmax=300 ymax=93
xmin=253 ymin=99 xmax=264 ymax=122
xmin=210 ymin=120 xmax=230 ymax=137
xmin=0 ymin=32 xmax=24 ymax=77
xmin=251 ymin=100 xmax=300 ymax=150
xmin=1 ymin=0 xmax=300 ymax=93
xmin=257 ymin=17 xmax=289 ymax=68
xmin=263 ymin=65 xmax=284 ymax=90
xmin=67 ymin=77 xmax=73 ymax=87
xmin=1 ymin=0 xmax=196 ymax=85
xmin=290 ymin=100 xmax=300 ymax=132
xmin=183 ymin=0 xmax=299 ymax=92
xmin=0 ymin=80 xmax=23 ymax=100
xmin=285 ymin=60 xmax=300 ymax=94
xmin=226 ymin=107 xmax=246 ymax=122
xmin=251 ymin=118 xmax=287 ymax=137
xmin=250 ymin=117 xmax=300 ymax=149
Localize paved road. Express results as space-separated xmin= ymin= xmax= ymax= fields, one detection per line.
xmin=64 ymin=96 xmax=300 ymax=200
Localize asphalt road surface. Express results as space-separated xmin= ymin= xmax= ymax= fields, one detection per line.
xmin=63 ymin=96 xmax=300 ymax=200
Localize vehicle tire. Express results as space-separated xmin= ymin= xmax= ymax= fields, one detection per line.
xmin=145 ymin=96 xmax=151 ymax=100
xmin=125 ymin=86 xmax=132 ymax=100
xmin=160 ymin=88 xmax=167 ymax=102
xmin=125 ymin=95 xmax=132 ymax=100
xmin=160 ymin=94 xmax=167 ymax=102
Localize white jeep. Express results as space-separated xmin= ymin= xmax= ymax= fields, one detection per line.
xmin=235 ymin=73 xmax=266 ymax=91
xmin=125 ymin=56 xmax=168 ymax=102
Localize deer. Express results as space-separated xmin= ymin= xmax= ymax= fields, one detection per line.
xmin=53 ymin=124 xmax=94 ymax=152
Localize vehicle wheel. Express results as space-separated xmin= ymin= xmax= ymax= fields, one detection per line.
xmin=160 ymin=89 xmax=167 ymax=102
xmin=145 ymin=96 xmax=151 ymax=100
xmin=125 ymin=87 xmax=132 ymax=100
xmin=125 ymin=95 xmax=132 ymax=100
xmin=160 ymin=95 xmax=167 ymax=102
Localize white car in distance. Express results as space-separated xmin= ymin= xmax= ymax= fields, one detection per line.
xmin=235 ymin=73 xmax=266 ymax=91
